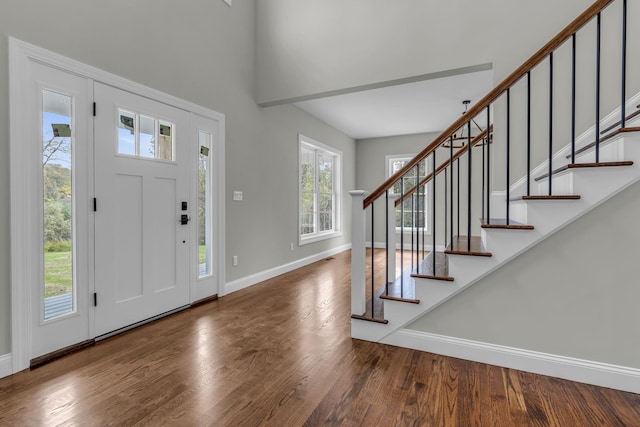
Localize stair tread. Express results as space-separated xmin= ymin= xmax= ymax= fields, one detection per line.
xmin=411 ymin=273 xmax=455 ymax=281
xmin=619 ymin=126 xmax=640 ymax=133
xmin=380 ymin=294 xmax=420 ymax=304
xmin=480 ymin=218 xmax=534 ymax=230
xmin=568 ymin=161 xmax=634 ymax=168
xmin=511 ymin=194 xmax=581 ymax=201
xmin=535 ymin=161 xmax=633 ymax=182
xmin=351 ymin=314 xmax=389 ymax=324
xmin=411 ymin=251 xmax=454 ymax=281
xmin=445 ymin=235 xmax=492 ymax=257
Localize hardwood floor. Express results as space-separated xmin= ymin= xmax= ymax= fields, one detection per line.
xmin=1 ymin=250 xmax=639 ymax=426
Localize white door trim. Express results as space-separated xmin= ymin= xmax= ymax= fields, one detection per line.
xmin=9 ymin=38 xmax=226 ymax=373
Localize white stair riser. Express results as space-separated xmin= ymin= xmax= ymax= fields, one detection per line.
xmin=515 ymin=200 xmax=586 ymax=234
xmin=534 ymin=172 xmax=573 ymax=196
xmin=574 ymin=137 xmax=624 ymax=164
xmin=481 ymin=228 xmax=542 ymax=261
xmin=447 ymin=255 xmax=500 ymax=286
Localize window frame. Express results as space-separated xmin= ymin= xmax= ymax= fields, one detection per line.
xmin=386 ymin=154 xmax=432 ymax=234
xmin=298 ymin=134 xmax=342 ymax=245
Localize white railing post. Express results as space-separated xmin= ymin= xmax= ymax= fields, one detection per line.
xmin=387 ymin=194 xmax=400 ymax=284
xmin=349 ymin=190 xmax=367 ymax=316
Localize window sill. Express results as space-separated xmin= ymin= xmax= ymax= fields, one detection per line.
xmin=299 ymin=231 xmax=342 ymax=246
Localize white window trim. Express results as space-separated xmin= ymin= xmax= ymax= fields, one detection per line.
xmin=386 ymin=153 xmax=432 ymax=234
xmin=298 ymin=134 xmax=342 ymax=245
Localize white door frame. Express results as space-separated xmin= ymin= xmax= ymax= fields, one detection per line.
xmin=8 ymin=38 xmax=226 ymax=373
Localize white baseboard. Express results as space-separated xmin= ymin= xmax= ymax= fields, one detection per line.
xmin=0 ymin=353 xmax=12 ymax=379
xmin=223 ymin=244 xmax=351 ymax=296
xmin=383 ymin=329 xmax=640 ymax=394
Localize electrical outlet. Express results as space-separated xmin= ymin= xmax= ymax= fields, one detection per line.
xmin=290 ymin=242 xmax=294 ymax=251
xmin=232 ymin=255 xmax=238 ymax=266
xmin=233 ymin=191 xmax=243 ymax=201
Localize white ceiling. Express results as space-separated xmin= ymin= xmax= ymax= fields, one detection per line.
xmin=294 ymin=69 xmax=494 ymax=140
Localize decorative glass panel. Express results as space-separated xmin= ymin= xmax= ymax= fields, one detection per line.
xmin=118 ymin=110 xmax=136 ymax=156
xmin=158 ymin=121 xmax=173 ymax=161
xmin=198 ymin=131 xmax=212 ymax=278
xmin=117 ymin=110 xmax=174 ymax=161
xmin=139 ymin=115 xmax=155 ymax=158
xmin=42 ymin=90 xmax=74 ymax=320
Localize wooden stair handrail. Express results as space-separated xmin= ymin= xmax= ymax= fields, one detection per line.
xmin=363 ymin=0 xmax=614 ymax=209
xmin=395 ymin=127 xmax=492 ymax=206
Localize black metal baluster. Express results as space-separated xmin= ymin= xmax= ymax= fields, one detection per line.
xmin=621 ymin=0 xmax=627 ymax=128
xmin=444 ymin=168 xmax=448 ymax=250
xmin=548 ymin=52 xmax=554 ymax=195
xmin=411 ymin=188 xmax=417 ymax=272
xmin=482 ymin=117 xmax=486 ymax=221
xmin=400 ymin=178 xmax=404 ymax=290
xmin=422 ymin=178 xmax=426 ymax=263
xmin=527 ymin=72 xmax=532 ymax=194
xmin=415 ymin=166 xmax=419 ymax=272
xmin=450 ymin=136 xmax=454 ymax=247
xmin=506 ymin=88 xmax=511 ymax=224
xmin=571 ymin=34 xmax=577 ymax=164
xmin=486 ymin=106 xmax=491 ymax=222
xmin=457 ymin=157 xmax=460 ymax=241
xmin=596 ymin=12 xmax=601 ymax=163
xmin=385 ymin=190 xmax=389 ymax=296
xmin=467 ymin=121 xmax=472 ymax=252
xmin=371 ymin=202 xmax=375 ymax=318
xmin=432 ymin=151 xmax=436 ymax=275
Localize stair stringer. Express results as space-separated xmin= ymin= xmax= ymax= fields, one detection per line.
xmin=352 ymin=132 xmax=640 ymax=343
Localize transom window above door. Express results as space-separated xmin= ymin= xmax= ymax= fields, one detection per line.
xmin=117 ymin=109 xmax=175 ymax=161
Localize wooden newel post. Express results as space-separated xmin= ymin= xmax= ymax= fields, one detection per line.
xmin=349 ymin=190 xmax=367 ymax=315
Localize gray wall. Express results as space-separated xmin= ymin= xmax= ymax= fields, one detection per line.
xmin=0 ymin=1 xmax=355 ymax=356
xmin=407 ymin=180 xmax=640 ymax=369
xmin=256 ymin=0 xmax=595 ymax=105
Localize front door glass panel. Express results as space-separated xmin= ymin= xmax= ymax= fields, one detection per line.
xmin=42 ymin=89 xmax=74 ymax=320
xmin=117 ymin=109 xmax=175 ymax=161
xmin=198 ymin=131 xmax=212 ymax=278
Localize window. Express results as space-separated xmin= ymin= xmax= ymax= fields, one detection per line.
xmin=299 ymin=135 xmax=341 ymax=244
xmin=198 ymin=131 xmax=212 ymax=278
xmin=387 ymin=155 xmax=430 ymax=232
xmin=117 ymin=109 xmax=174 ymax=161
xmin=42 ymin=90 xmax=75 ymax=320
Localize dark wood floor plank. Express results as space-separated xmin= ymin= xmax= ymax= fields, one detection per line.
xmin=0 ymin=250 xmax=639 ymax=426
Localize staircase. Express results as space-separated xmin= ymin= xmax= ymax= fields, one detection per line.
xmin=350 ymin=0 xmax=640 ymax=344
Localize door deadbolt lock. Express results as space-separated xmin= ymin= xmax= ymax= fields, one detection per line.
xmin=179 ymin=214 xmax=191 ymax=225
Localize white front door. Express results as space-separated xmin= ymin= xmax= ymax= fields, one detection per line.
xmin=29 ymin=62 xmax=92 ymax=359
xmin=93 ymin=83 xmax=191 ymax=336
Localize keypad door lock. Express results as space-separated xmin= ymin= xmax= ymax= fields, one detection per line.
xmin=179 ymin=214 xmax=190 ymax=225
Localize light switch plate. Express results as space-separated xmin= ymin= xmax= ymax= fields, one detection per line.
xmin=233 ymin=191 xmax=243 ymax=201
xmin=223 ymin=0 xmax=232 ymax=6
